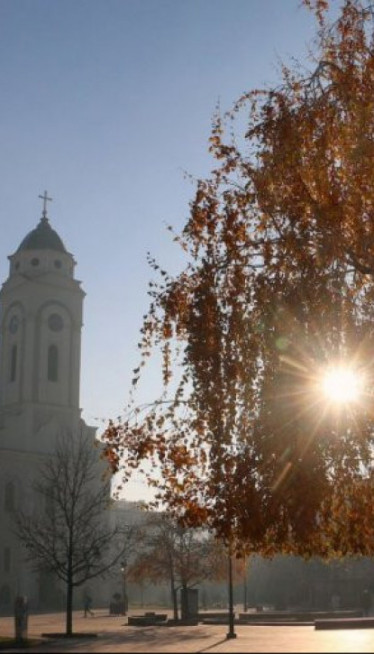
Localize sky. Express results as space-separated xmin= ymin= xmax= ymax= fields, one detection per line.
xmin=0 ymin=0 xmax=325 ymax=499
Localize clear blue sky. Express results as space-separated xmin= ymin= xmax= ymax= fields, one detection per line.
xmin=0 ymin=0 xmax=324 ymax=498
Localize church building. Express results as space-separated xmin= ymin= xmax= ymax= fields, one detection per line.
xmin=0 ymin=194 xmax=98 ymax=612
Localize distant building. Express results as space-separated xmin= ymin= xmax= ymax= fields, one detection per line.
xmin=107 ymin=499 xmax=170 ymax=608
xmin=0 ymin=196 xmax=102 ymax=613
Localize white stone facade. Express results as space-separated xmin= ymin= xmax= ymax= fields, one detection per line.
xmin=0 ymin=209 xmax=100 ymax=613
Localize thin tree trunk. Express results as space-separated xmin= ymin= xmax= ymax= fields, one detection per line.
xmin=170 ymin=563 xmax=178 ymax=621
xmin=243 ymin=561 xmax=248 ymax=612
xmin=66 ymin=543 xmax=74 ymax=636
xmin=172 ymin=586 xmax=178 ymax=622
xmin=66 ymin=577 xmax=73 ymax=635
xmin=227 ymin=549 xmax=236 ymax=639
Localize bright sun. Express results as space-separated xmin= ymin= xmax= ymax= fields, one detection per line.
xmin=321 ymin=366 xmax=363 ymax=404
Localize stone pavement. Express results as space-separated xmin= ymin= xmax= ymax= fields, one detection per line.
xmin=1 ymin=609 xmax=374 ymax=653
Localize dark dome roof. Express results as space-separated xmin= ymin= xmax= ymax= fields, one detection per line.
xmin=17 ymin=217 xmax=67 ymax=253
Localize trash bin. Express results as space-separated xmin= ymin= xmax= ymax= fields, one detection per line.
xmin=14 ymin=595 xmax=28 ymax=641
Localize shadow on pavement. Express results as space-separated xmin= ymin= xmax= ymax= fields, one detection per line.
xmin=97 ymin=625 xmax=216 ymax=647
xmin=197 ymin=637 xmax=230 ymax=652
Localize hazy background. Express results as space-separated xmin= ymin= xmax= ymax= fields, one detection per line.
xmin=0 ymin=0 xmax=323 ymax=498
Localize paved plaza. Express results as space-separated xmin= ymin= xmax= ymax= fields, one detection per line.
xmin=1 ymin=608 xmax=374 ymax=653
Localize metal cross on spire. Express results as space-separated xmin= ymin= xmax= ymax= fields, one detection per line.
xmin=38 ymin=190 xmax=52 ymax=220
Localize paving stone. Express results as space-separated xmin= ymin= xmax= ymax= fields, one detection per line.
xmin=1 ymin=608 xmax=374 ymax=652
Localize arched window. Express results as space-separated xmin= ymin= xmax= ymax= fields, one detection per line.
xmin=48 ymin=345 xmax=58 ymax=382
xmin=3 ymin=548 xmax=10 ymax=572
xmin=4 ymin=482 xmax=15 ymax=513
xmin=10 ymin=345 xmax=17 ymax=382
xmin=0 ymin=584 xmax=11 ymax=607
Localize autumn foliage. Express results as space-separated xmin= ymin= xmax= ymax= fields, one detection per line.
xmin=127 ymin=513 xmax=230 ymax=619
xmin=104 ymin=0 xmax=374 ymax=557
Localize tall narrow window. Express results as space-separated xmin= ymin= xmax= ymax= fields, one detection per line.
xmin=0 ymin=585 xmax=11 ymax=607
xmin=4 ymin=482 xmax=15 ymax=513
xmin=48 ymin=345 xmax=58 ymax=382
xmin=10 ymin=345 xmax=17 ymax=382
xmin=3 ymin=548 xmax=10 ymax=573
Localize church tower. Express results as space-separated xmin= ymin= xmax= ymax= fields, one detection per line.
xmin=0 ymin=194 xmax=97 ymax=612
xmin=0 ymin=193 xmax=86 ymax=451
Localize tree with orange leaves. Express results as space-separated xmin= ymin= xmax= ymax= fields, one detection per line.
xmin=104 ymin=0 xmax=374 ymax=559
xmin=127 ymin=513 xmax=230 ymax=620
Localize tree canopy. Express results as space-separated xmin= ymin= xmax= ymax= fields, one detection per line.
xmin=104 ymin=0 xmax=374 ymax=558
xmin=128 ymin=513 xmax=228 ymax=619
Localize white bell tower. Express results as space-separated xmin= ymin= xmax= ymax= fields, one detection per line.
xmin=0 ymin=192 xmax=86 ymax=451
xmin=0 ymin=193 xmax=101 ymax=613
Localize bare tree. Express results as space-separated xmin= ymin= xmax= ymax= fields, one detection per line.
xmin=128 ymin=513 xmax=226 ymax=620
xmin=15 ymin=431 xmax=126 ymax=635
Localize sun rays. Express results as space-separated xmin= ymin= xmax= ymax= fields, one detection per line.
xmin=269 ymin=349 xmax=371 ymax=494
xmin=321 ymin=366 xmax=364 ymax=404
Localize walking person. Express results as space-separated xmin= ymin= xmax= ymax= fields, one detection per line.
xmin=83 ymin=593 xmax=94 ymax=618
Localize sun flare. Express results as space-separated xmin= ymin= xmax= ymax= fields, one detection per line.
xmin=321 ymin=366 xmax=363 ymax=404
